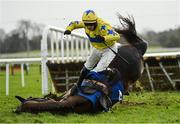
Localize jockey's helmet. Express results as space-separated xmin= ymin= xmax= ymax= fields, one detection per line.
xmin=82 ymin=10 xmax=97 ymax=24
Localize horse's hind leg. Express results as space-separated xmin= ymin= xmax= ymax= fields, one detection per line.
xmin=60 ymin=95 xmax=92 ymax=113
xmin=18 ymin=99 xmax=60 ymax=113
xmin=18 ymin=96 xmax=92 ymax=114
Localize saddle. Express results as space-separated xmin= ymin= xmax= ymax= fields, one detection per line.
xmin=80 ymin=79 xmax=109 ymax=95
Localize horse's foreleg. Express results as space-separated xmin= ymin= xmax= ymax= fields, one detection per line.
xmin=60 ymin=95 xmax=92 ymax=113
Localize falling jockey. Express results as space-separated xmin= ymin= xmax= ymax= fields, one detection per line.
xmin=64 ymin=9 xmax=120 ymax=86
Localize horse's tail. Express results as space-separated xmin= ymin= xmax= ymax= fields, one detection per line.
xmin=114 ymin=13 xmax=148 ymax=55
xmin=15 ymin=96 xmax=26 ymax=103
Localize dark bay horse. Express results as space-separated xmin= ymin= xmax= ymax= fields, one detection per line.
xmin=15 ymin=14 xmax=147 ymax=114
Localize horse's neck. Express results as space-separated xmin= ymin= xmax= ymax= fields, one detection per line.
xmin=117 ymin=43 xmax=131 ymax=48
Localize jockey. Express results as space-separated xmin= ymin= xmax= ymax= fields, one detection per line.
xmin=64 ymin=9 xmax=120 ymax=86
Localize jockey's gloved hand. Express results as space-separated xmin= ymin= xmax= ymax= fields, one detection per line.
xmin=96 ymin=35 xmax=105 ymax=42
xmin=64 ymin=30 xmax=71 ymax=35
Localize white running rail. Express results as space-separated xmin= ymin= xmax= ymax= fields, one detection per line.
xmin=0 ymin=58 xmax=40 ymax=96
xmin=1 ymin=51 xmax=179 ymax=96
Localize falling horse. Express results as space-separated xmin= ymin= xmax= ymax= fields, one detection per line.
xmin=15 ymin=14 xmax=148 ymax=114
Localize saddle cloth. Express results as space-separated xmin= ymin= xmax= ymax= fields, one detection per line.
xmin=77 ymin=79 xmax=124 ymax=111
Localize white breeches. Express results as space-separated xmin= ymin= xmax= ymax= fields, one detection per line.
xmin=84 ymin=43 xmax=118 ymax=72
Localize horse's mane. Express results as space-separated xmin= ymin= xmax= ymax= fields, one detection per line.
xmin=114 ymin=13 xmax=142 ymax=44
xmin=114 ymin=13 xmax=148 ymax=55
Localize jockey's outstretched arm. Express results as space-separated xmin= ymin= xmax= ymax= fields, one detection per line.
xmin=64 ymin=21 xmax=84 ymax=34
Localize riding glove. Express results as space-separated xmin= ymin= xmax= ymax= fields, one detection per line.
xmin=64 ymin=30 xmax=71 ymax=35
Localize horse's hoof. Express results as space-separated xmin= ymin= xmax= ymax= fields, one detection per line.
xmin=124 ymin=91 xmax=129 ymax=95
xmin=14 ymin=106 xmax=22 ymax=113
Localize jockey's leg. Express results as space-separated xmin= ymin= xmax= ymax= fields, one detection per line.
xmin=77 ymin=67 xmax=90 ymax=87
xmin=92 ymin=43 xmax=118 ymax=72
xmin=77 ymin=48 xmax=101 ymax=86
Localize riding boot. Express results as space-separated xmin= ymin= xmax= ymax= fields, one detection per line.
xmin=77 ymin=67 xmax=90 ymax=87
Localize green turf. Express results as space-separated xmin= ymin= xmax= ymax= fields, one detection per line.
xmin=0 ymin=64 xmax=180 ymax=123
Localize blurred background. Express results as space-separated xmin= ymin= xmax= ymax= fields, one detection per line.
xmin=0 ymin=0 xmax=180 ymax=58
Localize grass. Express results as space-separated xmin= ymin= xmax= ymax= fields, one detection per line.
xmin=0 ymin=64 xmax=180 ymax=123
xmin=0 ymin=50 xmax=41 ymax=58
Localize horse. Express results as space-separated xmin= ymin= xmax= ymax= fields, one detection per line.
xmin=15 ymin=14 xmax=148 ymax=114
